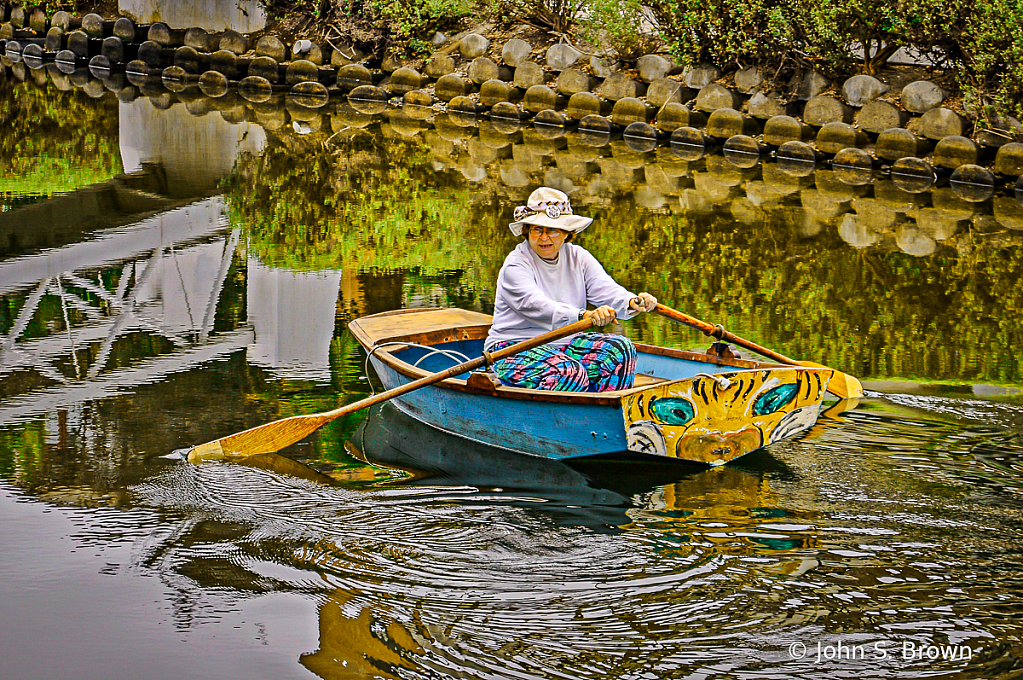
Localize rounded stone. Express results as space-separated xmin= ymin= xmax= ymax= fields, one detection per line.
xmin=239 ymin=75 xmax=273 ymax=103
xmin=199 ymin=70 xmax=229 ymax=97
xmin=290 ymin=81 xmax=329 ymax=108
xmin=590 ymin=56 xmax=615 ymax=78
xmin=579 ymin=114 xmax=612 ymax=134
xmin=480 ymin=79 xmax=516 ymax=107
xmin=468 ymin=56 xmax=499 ymax=84
xmin=842 ymin=74 xmax=888 ymax=107
xmin=45 ymin=27 xmax=66 ymax=53
xmin=513 ymin=61 xmax=545 ymax=90
xmin=434 ymin=74 xmax=470 ymax=102
xmin=763 ymin=115 xmax=811 ymax=146
xmin=611 ymin=97 xmax=653 ymax=127
xmin=670 ymin=127 xmax=708 ymax=161
xmin=51 ymin=11 xmax=76 ymax=31
xmin=950 ymin=165 xmax=995 ymax=202
xmin=832 ymin=147 xmax=874 ymax=185
xmin=747 ymin=92 xmax=790 ymax=120
xmin=705 ymin=108 xmax=753 ymax=140
xmin=901 ymin=80 xmax=946 ymax=113
xmin=776 ymin=141 xmax=817 ymax=176
xmin=491 ymin=101 xmax=524 ymax=122
xmin=448 ymin=95 xmax=483 ymax=116
xmin=994 ymin=142 xmax=1023 ymax=177
xmin=623 ymin=122 xmax=658 ymax=153
xmin=803 ymin=95 xmax=853 ymax=126
xmin=918 ymin=107 xmax=967 ymax=141
xmin=247 ymin=56 xmax=282 ymax=83
xmin=655 ymin=102 xmax=706 ymax=133
xmin=890 ymin=157 xmax=936 ymax=193
xmin=547 ymin=43 xmax=583 ymax=71
xmin=932 ymin=135 xmax=979 ymax=169
xmin=348 ymin=84 xmax=388 ymax=109
xmin=694 ymin=82 xmax=740 ymax=113
xmin=815 ymin=122 xmax=862 ymax=155
xmin=81 ymin=14 xmax=110 ymax=39
xmin=876 ymin=128 xmax=928 ymax=162
xmin=502 ymin=38 xmax=532 ymax=67
xmin=734 ymin=66 xmax=763 ymax=94
xmin=425 ymin=53 xmax=456 ymax=78
xmin=856 ymin=100 xmax=908 ymax=134
xmin=796 ymin=70 xmax=831 ymax=100
xmin=255 ymin=35 xmax=287 ymax=61
xmin=209 ymin=50 xmax=242 ymax=78
xmin=723 ymin=135 xmax=761 ymax=168
xmin=556 ymin=68 xmax=593 ymax=97
xmin=113 ymin=17 xmax=140 ymax=42
xmin=683 ymin=63 xmax=720 ymax=89
xmin=403 ymin=89 xmax=436 ymax=112
xmin=173 ymin=46 xmax=201 ymax=73
xmin=220 ymin=30 xmax=250 ymax=56
xmin=184 ymin=27 xmax=218 ymax=53
xmin=535 ymin=108 xmax=569 ymax=129
xmin=387 ymin=66 xmax=422 ymax=95
xmin=523 ymin=84 xmax=560 ymax=113
xmin=459 ymin=33 xmax=490 ymax=59
xmin=636 ymin=54 xmax=673 ymax=83
xmin=285 ymin=59 xmax=319 ymax=85
xmin=646 ymin=78 xmax=688 ymax=108
xmin=596 ymin=72 xmax=645 ymax=101
xmin=566 ymin=91 xmax=607 ymax=120
xmin=895 ymin=224 xmax=937 ymax=257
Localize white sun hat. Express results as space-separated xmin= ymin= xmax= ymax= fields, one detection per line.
xmin=508 ymin=187 xmax=593 ymax=236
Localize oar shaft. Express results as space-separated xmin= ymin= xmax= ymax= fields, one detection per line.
xmin=653 ymin=303 xmax=798 ymax=365
xmin=186 ymin=316 xmax=596 ymax=461
xmin=319 ymin=315 xmax=597 ymax=418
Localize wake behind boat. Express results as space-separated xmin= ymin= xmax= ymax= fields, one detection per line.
xmin=349 ymin=307 xmax=836 ymax=466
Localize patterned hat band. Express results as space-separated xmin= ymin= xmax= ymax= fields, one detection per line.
xmin=513 ymin=200 xmax=573 ymax=222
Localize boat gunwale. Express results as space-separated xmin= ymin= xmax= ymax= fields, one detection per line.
xmin=349 ymin=308 xmax=812 ymax=406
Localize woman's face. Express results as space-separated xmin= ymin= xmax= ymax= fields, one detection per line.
xmin=527 ymin=225 xmax=569 ymax=260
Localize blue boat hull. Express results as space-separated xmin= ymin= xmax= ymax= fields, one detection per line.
xmin=368 ymin=354 xmax=630 ymax=459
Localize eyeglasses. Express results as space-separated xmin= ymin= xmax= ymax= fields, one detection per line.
xmin=528 ymin=226 xmax=568 ymax=238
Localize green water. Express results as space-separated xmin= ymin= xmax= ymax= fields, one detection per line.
xmin=1 ymin=62 xmax=1023 ymax=680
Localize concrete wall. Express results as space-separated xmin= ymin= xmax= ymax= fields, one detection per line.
xmin=118 ymin=0 xmax=265 ymax=33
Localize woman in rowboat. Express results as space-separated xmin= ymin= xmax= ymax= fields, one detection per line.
xmin=485 ymin=186 xmax=657 ymax=392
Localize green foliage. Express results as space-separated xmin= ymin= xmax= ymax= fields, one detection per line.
xmin=644 ymin=0 xmax=1023 ymax=119
xmin=330 ymin=0 xmax=475 ymax=55
xmin=0 ymin=76 xmax=121 ymax=202
xmin=223 ymin=122 xmax=1023 ymax=388
xmin=577 ymin=0 xmax=658 ymax=59
xmin=496 ymin=0 xmax=585 ymax=32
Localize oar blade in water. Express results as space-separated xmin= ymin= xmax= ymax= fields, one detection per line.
xmin=187 ymin=412 xmax=333 ymax=462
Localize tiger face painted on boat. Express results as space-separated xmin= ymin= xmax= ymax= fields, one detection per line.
xmin=621 ymin=368 xmax=832 ymax=465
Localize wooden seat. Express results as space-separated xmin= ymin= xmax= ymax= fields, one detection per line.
xmin=634 ymin=373 xmax=667 ymax=386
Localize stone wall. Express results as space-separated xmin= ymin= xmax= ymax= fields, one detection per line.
xmin=3 ymin=8 xmax=1022 ymax=259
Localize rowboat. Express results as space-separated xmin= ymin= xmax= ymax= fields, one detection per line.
xmin=349 ymin=307 xmax=836 ymax=466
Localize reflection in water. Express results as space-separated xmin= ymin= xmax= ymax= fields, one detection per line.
xmin=112 ymin=395 xmax=1023 ymax=679
xmin=4 ymin=57 xmax=1023 ymax=680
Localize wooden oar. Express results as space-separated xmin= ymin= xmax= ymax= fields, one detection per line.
xmin=186 ymin=316 xmax=597 ymax=462
xmin=651 ymin=302 xmax=864 ymax=399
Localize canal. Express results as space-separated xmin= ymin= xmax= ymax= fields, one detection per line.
xmin=2 ymin=63 xmax=1023 ymax=679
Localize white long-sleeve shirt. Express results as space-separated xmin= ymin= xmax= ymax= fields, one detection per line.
xmin=484 ymin=241 xmax=637 ymax=350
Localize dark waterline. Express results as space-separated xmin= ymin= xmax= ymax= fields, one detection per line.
xmin=2 ymin=66 xmax=1023 ymax=679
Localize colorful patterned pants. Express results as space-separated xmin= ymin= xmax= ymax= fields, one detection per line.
xmin=491 ymin=333 xmax=637 ymax=392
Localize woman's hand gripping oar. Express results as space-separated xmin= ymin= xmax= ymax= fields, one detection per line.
xmin=649 ymin=302 xmax=864 ymax=399
xmin=185 ymin=316 xmax=598 ymax=463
